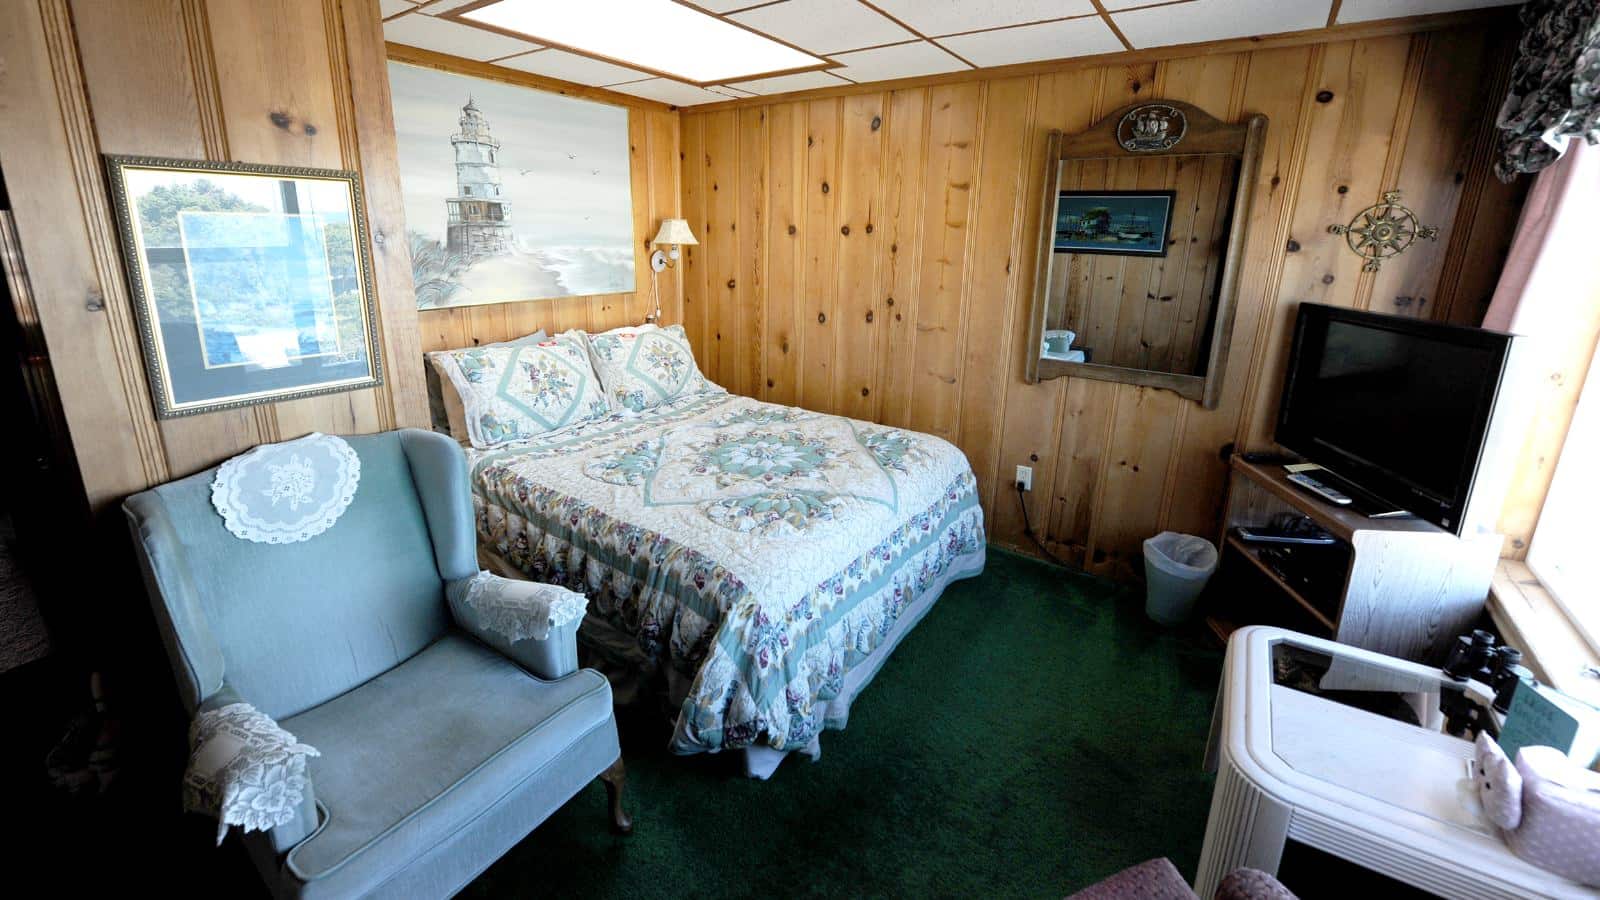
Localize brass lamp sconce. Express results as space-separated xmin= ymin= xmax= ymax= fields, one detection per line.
xmin=647 ymin=218 xmax=698 ymax=322
xmin=1328 ymin=189 xmax=1439 ymax=272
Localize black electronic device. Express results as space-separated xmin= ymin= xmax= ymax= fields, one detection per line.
xmin=1438 ymin=629 xmax=1533 ymax=737
xmin=1276 ymin=304 xmax=1514 ymax=534
xmin=1235 ymin=526 xmax=1337 ymax=546
xmin=1234 ymin=512 xmax=1337 ymax=546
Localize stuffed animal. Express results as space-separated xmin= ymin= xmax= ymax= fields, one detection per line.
xmin=1475 ymin=733 xmax=1600 ymax=886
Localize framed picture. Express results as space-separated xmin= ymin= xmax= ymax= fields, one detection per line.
xmin=104 ymin=155 xmax=383 ymax=418
xmin=1053 ymin=190 xmax=1176 ymax=257
xmin=387 ymin=61 xmax=636 ymax=310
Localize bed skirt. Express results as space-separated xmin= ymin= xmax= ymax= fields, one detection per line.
xmin=479 ymin=541 xmax=986 ymax=779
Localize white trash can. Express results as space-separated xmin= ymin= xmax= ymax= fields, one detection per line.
xmin=1143 ymin=531 xmax=1218 ymax=626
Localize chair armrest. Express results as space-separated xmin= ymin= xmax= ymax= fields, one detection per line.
xmin=194 ymin=683 xmax=319 ymax=854
xmin=1215 ymin=868 xmax=1298 ymax=900
xmin=447 ymin=572 xmax=587 ymax=679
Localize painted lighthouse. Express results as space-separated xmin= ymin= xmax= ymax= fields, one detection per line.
xmin=445 ymin=97 xmax=512 ymax=257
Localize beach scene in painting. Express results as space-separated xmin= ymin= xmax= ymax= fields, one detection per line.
xmin=1054 ymin=191 xmax=1174 ymax=257
xmin=388 ymin=62 xmax=636 ymax=309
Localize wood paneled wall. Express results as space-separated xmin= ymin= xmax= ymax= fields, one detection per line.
xmin=0 ymin=0 xmax=429 ymax=512
xmin=679 ymin=23 xmax=1525 ymax=581
xmin=399 ymin=46 xmax=684 ymax=353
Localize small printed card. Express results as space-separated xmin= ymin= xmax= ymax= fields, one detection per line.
xmin=1498 ymin=677 xmax=1600 ymax=768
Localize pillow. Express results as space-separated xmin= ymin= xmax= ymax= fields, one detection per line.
xmin=585 ymin=323 xmax=712 ymax=413
xmin=426 ymin=330 xmax=547 ymax=440
xmin=429 ymin=332 xmax=609 ymax=449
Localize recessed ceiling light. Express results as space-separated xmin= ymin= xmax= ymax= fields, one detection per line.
xmin=455 ymin=0 xmax=830 ymax=86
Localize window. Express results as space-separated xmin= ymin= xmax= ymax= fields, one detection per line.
xmin=1527 ymin=344 xmax=1600 ymax=651
xmin=463 ymin=186 xmax=472 ymax=196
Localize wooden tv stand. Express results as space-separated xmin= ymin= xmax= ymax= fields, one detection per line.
xmin=1211 ymin=457 xmax=1502 ymax=663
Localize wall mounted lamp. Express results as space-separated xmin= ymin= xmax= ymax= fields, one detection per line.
xmin=649 ymin=218 xmax=698 ymax=272
xmin=647 ymin=218 xmax=697 ymax=322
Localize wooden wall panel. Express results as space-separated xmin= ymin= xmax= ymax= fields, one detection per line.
xmin=800 ymin=99 xmax=841 ymax=410
xmin=873 ymin=89 xmax=930 ymax=429
xmin=736 ymin=106 xmax=767 ymax=399
xmin=907 ymin=83 xmax=982 ymax=442
xmin=680 ymin=22 xmax=1522 ymax=582
xmin=763 ymin=103 xmax=803 ymax=406
xmin=680 ymin=114 xmax=708 ymax=360
xmin=832 ymin=93 xmax=886 ymax=421
xmin=702 ymin=109 xmax=739 ymax=389
xmin=0 ymin=0 xmax=431 ymax=514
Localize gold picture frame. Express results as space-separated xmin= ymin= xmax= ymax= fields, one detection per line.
xmin=104 ymin=155 xmax=383 ymax=418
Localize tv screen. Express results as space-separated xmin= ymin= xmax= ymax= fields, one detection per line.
xmin=1276 ymin=304 xmax=1512 ymax=533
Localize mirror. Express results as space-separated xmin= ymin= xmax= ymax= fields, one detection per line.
xmin=1026 ymin=101 xmax=1267 ymax=408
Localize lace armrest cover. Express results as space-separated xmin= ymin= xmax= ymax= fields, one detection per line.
xmin=458 ymin=570 xmax=588 ymax=643
xmin=185 ymin=703 xmax=319 ymax=845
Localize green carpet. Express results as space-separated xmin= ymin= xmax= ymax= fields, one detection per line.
xmin=463 ymin=547 xmax=1225 ymax=899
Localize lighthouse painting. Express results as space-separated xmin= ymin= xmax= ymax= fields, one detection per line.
xmin=388 ymin=61 xmax=635 ymax=310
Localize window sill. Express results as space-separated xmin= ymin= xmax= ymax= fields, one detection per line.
xmin=1488 ymin=559 xmax=1600 ymax=709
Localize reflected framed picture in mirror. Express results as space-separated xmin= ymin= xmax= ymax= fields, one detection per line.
xmin=1053 ymin=190 xmax=1175 ymax=257
xmin=104 ymin=155 xmax=383 ymax=418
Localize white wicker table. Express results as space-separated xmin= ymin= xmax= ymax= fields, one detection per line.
xmin=1195 ymin=626 xmax=1595 ymax=899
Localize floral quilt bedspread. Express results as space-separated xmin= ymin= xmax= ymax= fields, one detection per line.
xmin=468 ymin=390 xmax=986 ymax=754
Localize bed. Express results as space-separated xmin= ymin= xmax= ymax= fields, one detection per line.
xmin=466 ymin=386 xmax=986 ymax=777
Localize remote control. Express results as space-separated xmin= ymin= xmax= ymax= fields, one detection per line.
xmin=1286 ymin=471 xmax=1352 ymax=505
xmin=1234 ymin=526 xmax=1337 ymax=546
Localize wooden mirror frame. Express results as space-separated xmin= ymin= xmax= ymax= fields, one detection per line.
xmin=1025 ymin=100 xmax=1267 ymax=408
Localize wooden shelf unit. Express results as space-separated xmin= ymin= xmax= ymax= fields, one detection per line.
xmin=1215 ymin=458 xmax=1502 ymax=663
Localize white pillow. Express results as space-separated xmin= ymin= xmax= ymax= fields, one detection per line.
xmin=429 ymin=331 xmax=610 ymax=448
xmin=584 ymin=323 xmax=712 ymax=413
xmin=427 ymin=330 xmax=547 ymax=440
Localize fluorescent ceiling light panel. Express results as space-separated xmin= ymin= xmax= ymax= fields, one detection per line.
xmin=460 ymin=0 xmax=830 ymax=85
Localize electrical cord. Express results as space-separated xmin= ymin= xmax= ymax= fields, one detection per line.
xmin=1016 ymin=480 xmax=1072 ymax=568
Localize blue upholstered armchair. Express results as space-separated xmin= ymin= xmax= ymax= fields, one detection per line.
xmin=123 ymin=429 xmax=629 ymax=899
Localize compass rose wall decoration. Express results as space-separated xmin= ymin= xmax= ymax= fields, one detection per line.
xmin=1327 ymin=189 xmax=1440 ymax=272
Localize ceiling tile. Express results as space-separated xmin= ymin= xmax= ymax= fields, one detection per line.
xmin=869 ymin=0 xmax=1098 ymax=38
xmin=708 ymin=85 xmax=759 ymax=98
xmin=730 ymin=0 xmax=915 ymax=54
xmin=938 ymin=16 xmax=1122 ymax=68
xmin=608 ymin=78 xmax=731 ymax=107
xmin=682 ymin=0 xmax=762 ymax=11
xmin=723 ymin=70 xmax=855 ymax=94
xmin=416 ymin=0 xmax=484 ymax=14
xmin=380 ymin=0 xmax=415 ymax=18
xmin=384 ymin=13 xmax=542 ymax=60
xmin=829 ymin=41 xmax=970 ymax=83
xmin=1113 ymin=0 xmax=1328 ymax=48
xmin=1336 ymin=0 xmax=1520 ymax=24
xmin=496 ymin=49 xmax=647 ymax=86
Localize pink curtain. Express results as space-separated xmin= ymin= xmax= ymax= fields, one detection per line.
xmin=1483 ymin=141 xmax=1598 ymax=332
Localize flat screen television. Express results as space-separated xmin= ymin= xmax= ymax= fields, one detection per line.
xmin=1275 ymin=303 xmax=1514 ymax=534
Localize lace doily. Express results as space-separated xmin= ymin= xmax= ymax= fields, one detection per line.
xmin=184 ymin=702 xmax=319 ymax=845
xmin=211 ymin=433 xmax=360 ymax=544
xmin=462 ymin=571 xmax=588 ymax=643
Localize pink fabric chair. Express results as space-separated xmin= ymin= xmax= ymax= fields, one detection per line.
xmin=1065 ymin=858 xmax=1297 ymax=900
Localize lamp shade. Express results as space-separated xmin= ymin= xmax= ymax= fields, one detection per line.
xmin=651 ymin=218 xmax=698 ymax=246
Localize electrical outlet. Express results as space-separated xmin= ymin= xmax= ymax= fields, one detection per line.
xmin=1015 ymin=465 xmax=1033 ymax=492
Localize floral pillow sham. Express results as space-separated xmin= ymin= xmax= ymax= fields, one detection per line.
xmin=427 ymin=329 xmax=547 ymax=440
xmin=429 ymin=332 xmax=610 ymax=449
xmin=585 ymin=323 xmax=713 ymax=413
